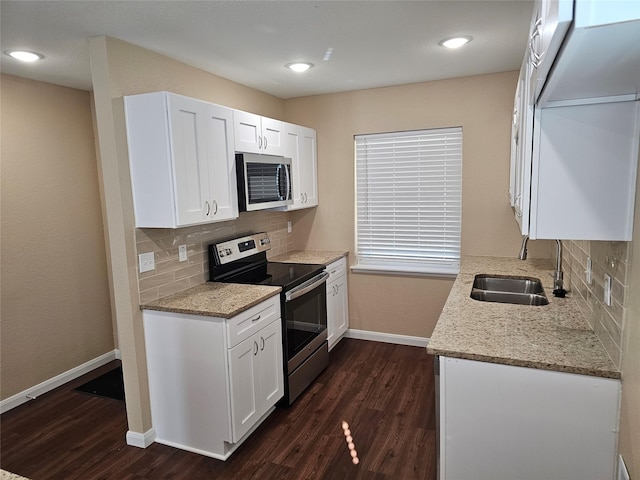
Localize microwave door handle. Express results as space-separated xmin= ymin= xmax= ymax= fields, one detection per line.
xmin=285 ymin=164 xmax=291 ymax=200
xmin=276 ymin=164 xmax=284 ymax=200
xmin=285 ymin=271 xmax=330 ymax=302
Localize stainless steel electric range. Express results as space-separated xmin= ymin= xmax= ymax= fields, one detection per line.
xmin=209 ymin=232 xmax=329 ymax=405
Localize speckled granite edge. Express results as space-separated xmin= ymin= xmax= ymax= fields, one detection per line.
xmin=427 ymin=256 xmax=620 ymax=379
xmin=269 ymin=250 xmax=348 ymax=266
xmin=141 ymin=283 xmax=281 ymax=319
xmin=1 ymin=470 xmax=30 ymax=480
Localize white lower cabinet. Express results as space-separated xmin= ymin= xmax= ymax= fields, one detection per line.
xmin=228 ymin=318 xmax=283 ymax=442
xmin=438 ymin=357 xmax=621 ymax=480
xmin=143 ymin=296 xmax=283 ymax=460
xmin=326 ymin=257 xmax=349 ymax=350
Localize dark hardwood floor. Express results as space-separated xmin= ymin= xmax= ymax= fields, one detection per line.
xmin=1 ymin=339 xmax=436 ymax=480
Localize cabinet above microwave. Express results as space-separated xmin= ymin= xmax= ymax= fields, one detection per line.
xmin=534 ymin=0 xmax=640 ymax=108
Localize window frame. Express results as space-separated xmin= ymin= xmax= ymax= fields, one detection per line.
xmin=352 ymin=127 xmax=463 ymax=277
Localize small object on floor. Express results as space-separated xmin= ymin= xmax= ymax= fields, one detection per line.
xmin=74 ymin=366 xmax=125 ymax=401
xmin=341 ymin=420 xmax=359 ymax=465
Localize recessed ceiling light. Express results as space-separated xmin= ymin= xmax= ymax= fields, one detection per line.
xmin=286 ymin=62 xmax=313 ymax=73
xmin=438 ymin=36 xmax=473 ymax=49
xmin=5 ymin=50 xmax=44 ymax=62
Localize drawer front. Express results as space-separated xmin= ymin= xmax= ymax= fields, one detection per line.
xmin=325 ymin=257 xmax=347 ymax=280
xmin=226 ymin=296 xmax=280 ymax=349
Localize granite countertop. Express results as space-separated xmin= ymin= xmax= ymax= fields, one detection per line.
xmin=270 ymin=250 xmax=348 ymax=265
xmin=427 ymin=256 xmax=620 ymax=379
xmin=141 ymin=283 xmax=281 ymax=319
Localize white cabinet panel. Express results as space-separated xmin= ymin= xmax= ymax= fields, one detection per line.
xmin=284 ymin=123 xmax=318 ymax=210
xmin=143 ymin=296 xmax=283 ymax=460
xmin=326 ymin=257 xmax=349 ymax=350
xmin=125 ymin=92 xmax=238 ymax=228
xmin=530 ymin=101 xmax=640 ymax=240
xmin=233 ymin=110 xmax=284 ymax=156
xmin=228 ymin=316 xmax=284 ymax=442
xmin=439 ymin=357 xmax=621 ymax=480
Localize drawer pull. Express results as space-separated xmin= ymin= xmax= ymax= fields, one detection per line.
xmin=250 ymin=314 xmax=261 ymax=322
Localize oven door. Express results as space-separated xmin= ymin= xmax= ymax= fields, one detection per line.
xmin=284 ymin=271 xmax=329 ymax=372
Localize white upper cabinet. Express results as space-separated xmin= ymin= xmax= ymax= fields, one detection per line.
xmin=510 ymin=1 xmax=640 ymax=240
xmin=531 ymin=0 xmax=640 ymax=107
xmin=233 ymin=110 xmax=285 ymax=156
xmin=284 ymin=123 xmax=318 ymax=210
xmin=528 ymin=0 xmax=573 ymax=105
xmin=125 ymin=92 xmax=238 ymax=228
xmin=529 ymin=101 xmax=640 ymax=240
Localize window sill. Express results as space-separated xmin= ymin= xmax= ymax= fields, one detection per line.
xmin=350 ymin=264 xmax=459 ymax=279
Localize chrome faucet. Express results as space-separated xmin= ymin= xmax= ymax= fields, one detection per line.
xmin=518 ymin=235 xmax=529 ymax=260
xmin=518 ymin=236 xmax=566 ymax=297
xmin=553 ymin=239 xmax=566 ymax=297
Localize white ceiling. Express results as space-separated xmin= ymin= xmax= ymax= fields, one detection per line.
xmin=0 ymin=0 xmax=533 ymax=99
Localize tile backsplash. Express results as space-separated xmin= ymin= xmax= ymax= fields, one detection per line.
xmin=563 ymin=240 xmax=630 ymax=369
xmin=136 ymin=210 xmax=293 ymax=304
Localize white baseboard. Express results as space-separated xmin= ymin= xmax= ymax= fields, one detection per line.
xmin=126 ymin=428 xmax=156 ymax=449
xmin=344 ymin=329 xmax=429 ymax=348
xmin=0 ymin=349 xmax=119 ymax=414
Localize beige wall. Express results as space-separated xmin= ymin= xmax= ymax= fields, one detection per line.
xmin=0 ymin=74 xmax=113 ymax=399
xmin=284 ymin=72 xmax=551 ymax=337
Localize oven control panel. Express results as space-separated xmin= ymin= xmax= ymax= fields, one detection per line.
xmin=213 ymin=232 xmax=271 ymax=264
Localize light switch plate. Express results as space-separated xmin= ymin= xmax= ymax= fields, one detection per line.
xmin=287 ymin=221 xmax=292 ymax=233
xmin=139 ymin=252 xmax=155 ymax=273
xmin=604 ymin=274 xmax=612 ymax=306
xmin=178 ymin=244 xmax=187 ymax=262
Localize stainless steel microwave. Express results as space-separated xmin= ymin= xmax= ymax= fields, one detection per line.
xmin=236 ymin=153 xmax=293 ymax=211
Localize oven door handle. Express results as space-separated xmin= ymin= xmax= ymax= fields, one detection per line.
xmin=285 ymin=271 xmax=330 ymax=302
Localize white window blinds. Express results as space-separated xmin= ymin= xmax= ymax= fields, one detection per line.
xmin=355 ymin=127 xmax=462 ymax=275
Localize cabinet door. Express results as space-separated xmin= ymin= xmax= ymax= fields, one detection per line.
xmin=203 ymin=104 xmax=239 ymax=222
xmin=261 ymin=117 xmax=285 ymax=156
xmin=327 ymin=276 xmax=348 ymax=350
xmin=298 ymin=127 xmax=318 ymax=207
xmin=284 ymin=124 xmax=318 ymax=210
xmin=256 ymin=319 xmax=284 ymax=413
xmin=233 ymin=110 xmax=262 ymax=154
xmin=530 ymin=101 xmax=639 ymax=240
xmin=167 ymin=94 xmax=212 ymax=226
xmin=440 ymin=357 xmax=620 ymax=480
xmin=326 ymin=258 xmax=349 ymax=351
xmin=228 ymin=336 xmax=259 ymax=443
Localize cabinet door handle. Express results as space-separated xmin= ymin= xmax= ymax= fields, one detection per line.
xmin=260 ymin=337 xmax=265 ymax=351
xmin=250 ymin=314 xmax=261 ymax=322
xmin=258 ymin=136 xmax=262 ymax=149
xmin=264 ymin=136 xmax=268 ymax=149
xmin=212 ymin=200 xmax=218 ymax=215
xmin=204 ymin=201 xmax=211 ymax=216
xmin=253 ymin=341 xmax=258 ymax=355
xmin=529 ymin=17 xmax=542 ymax=68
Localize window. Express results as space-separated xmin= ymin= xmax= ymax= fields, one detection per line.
xmin=354 ymin=127 xmax=462 ymax=276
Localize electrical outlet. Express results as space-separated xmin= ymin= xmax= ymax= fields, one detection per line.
xmin=139 ymin=252 xmax=155 ymax=273
xmin=178 ymin=244 xmax=188 ymax=262
xmin=604 ymin=274 xmax=612 ymax=306
xmin=287 ymin=221 xmax=292 ymax=233
xmin=586 ymin=257 xmax=592 ymax=285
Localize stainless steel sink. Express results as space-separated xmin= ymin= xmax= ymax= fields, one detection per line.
xmin=470 ymin=274 xmax=549 ymax=306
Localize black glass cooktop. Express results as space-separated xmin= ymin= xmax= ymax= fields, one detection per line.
xmin=220 ymin=261 xmax=324 ymax=290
